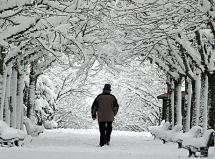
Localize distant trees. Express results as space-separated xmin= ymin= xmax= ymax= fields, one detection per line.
xmin=0 ymin=0 xmax=123 ymax=129
xmin=111 ymin=0 xmax=215 ymax=131
xmin=44 ymin=64 xmax=94 ymax=128
xmin=0 ymin=0 xmax=97 ymax=129
xmin=47 ymin=61 xmax=165 ymax=129
xmin=1 ymin=0 xmax=214 ymax=132
xmin=111 ymin=63 xmax=166 ymax=129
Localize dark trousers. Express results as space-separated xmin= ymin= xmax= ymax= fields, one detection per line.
xmin=98 ymin=121 xmax=113 ymax=146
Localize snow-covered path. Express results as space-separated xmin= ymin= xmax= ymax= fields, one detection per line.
xmin=0 ymin=129 xmax=215 ymax=159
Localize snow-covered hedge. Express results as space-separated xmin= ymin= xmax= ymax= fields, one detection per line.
xmin=43 ymin=120 xmax=58 ymax=129
xmin=23 ymin=118 xmax=44 ymax=137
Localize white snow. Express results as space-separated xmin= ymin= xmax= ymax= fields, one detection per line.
xmin=159 ymin=124 xmax=183 ymax=142
xmin=148 ymin=120 xmax=171 ymax=137
xmin=43 ymin=120 xmax=58 ymax=129
xmin=0 ymin=0 xmax=32 ymax=10
xmin=171 ymin=126 xmax=202 ymax=143
xmin=1 ymin=128 xmax=214 ymax=159
xmin=0 ymin=120 xmax=26 ymax=140
xmin=182 ymin=129 xmax=215 ymax=149
xmin=23 ymin=118 xmax=44 ymax=137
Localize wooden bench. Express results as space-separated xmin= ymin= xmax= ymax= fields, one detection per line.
xmin=0 ymin=120 xmax=27 ymax=147
xmin=23 ymin=118 xmax=44 ymax=137
xmin=172 ymin=126 xmax=202 ymax=148
xmin=182 ymin=129 xmax=215 ymax=157
xmin=158 ymin=124 xmax=183 ymax=144
xmin=149 ymin=123 xmax=214 ymax=157
xmin=149 ymin=121 xmax=171 ymax=139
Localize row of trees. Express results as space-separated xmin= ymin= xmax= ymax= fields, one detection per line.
xmin=0 ymin=0 xmax=53 ymax=129
xmin=0 ymin=0 xmax=119 ymax=129
xmin=112 ymin=0 xmax=215 ymax=131
xmin=1 ymin=0 xmax=214 ymax=132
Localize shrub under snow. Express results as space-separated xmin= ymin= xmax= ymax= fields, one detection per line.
xmin=43 ymin=120 xmax=58 ymax=129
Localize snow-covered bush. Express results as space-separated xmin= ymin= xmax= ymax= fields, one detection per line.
xmin=43 ymin=120 xmax=58 ymax=129
xmin=23 ymin=118 xmax=44 ymax=137
xmin=44 ymin=65 xmax=95 ymax=129
xmin=35 ymin=75 xmax=57 ymax=124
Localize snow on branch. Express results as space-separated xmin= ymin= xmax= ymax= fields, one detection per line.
xmin=0 ymin=0 xmax=42 ymax=13
xmin=2 ymin=17 xmax=40 ymax=41
xmin=148 ymin=55 xmax=180 ymax=80
xmin=35 ymin=56 xmax=56 ymax=76
xmin=157 ymin=50 xmax=185 ymax=76
xmin=0 ymin=8 xmax=23 ymax=19
xmin=176 ymin=35 xmax=204 ymax=72
xmin=36 ymin=38 xmax=62 ymax=58
xmin=166 ymin=39 xmax=186 ymax=71
xmin=42 ymin=0 xmax=82 ymax=13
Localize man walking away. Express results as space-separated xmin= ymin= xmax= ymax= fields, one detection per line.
xmin=91 ymin=84 xmax=119 ymax=147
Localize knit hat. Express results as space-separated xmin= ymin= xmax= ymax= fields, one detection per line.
xmin=103 ymin=84 xmax=111 ymax=91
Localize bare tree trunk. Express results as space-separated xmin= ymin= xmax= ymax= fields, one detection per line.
xmin=208 ymin=73 xmax=215 ymax=130
xmin=184 ymin=77 xmax=192 ymax=131
xmin=166 ymin=80 xmax=172 ymax=123
xmin=191 ymin=80 xmax=196 ymax=127
xmin=26 ymin=64 xmax=37 ymax=121
xmin=4 ymin=69 xmax=12 ymax=126
xmin=175 ymin=78 xmax=182 ymax=125
xmin=201 ymin=73 xmax=208 ymax=132
xmin=0 ymin=47 xmax=7 ymax=120
xmin=0 ymin=74 xmax=4 ymax=120
xmin=194 ymin=73 xmax=201 ymax=126
xmin=170 ymin=81 xmax=175 ymax=125
xmin=10 ymin=67 xmax=18 ymax=128
xmin=16 ymin=71 xmax=24 ymax=129
xmin=0 ymin=68 xmax=7 ymax=120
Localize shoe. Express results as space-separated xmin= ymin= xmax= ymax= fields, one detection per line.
xmin=99 ymin=144 xmax=104 ymax=147
xmin=106 ymin=142 xmax=110 ymax=146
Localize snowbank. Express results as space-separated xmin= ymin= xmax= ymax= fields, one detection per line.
xmin=182 ymin=129 xmax=215 ymax=148
xmin=23 ymin=118 xmax=44 ymax=137
xmin=148 ymin=121 xmax=171 ymax=138
xmin=0 ymin=120 xmax=26 ymax=140
xmin=172 ymin=126 xmax=202 ymax=144
xmin=43 ymin=120 xmax=58 ymax=129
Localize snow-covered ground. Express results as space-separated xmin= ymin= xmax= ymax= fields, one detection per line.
xmin=0 ymin=129 xmax=215 ymax=159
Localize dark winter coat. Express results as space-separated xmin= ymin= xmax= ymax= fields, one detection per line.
xmin=91 ymin=92 xmax=119 ymax=122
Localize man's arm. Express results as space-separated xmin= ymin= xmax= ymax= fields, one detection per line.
xmin=91 ymin=97 xmax=98 ymax=119
xmin=113 ymin=97 xmax=119 ymax=116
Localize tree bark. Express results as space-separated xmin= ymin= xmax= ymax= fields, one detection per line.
xmin=0 ymin=47 xmax=7 ymax=120
xmin=194 ymin=73 xmax=201 ymax=126
xmin=208 ymin=73 xmax=215 ymax=130
xmin=184 ymin=77 xmax=192 ymax=131
xmin=170 ymin=81 xmax=175 ymax=125
xmin=175 ymin=78 xmax=182 ymax=125
xmin=10 ymin=67 xmax=18 ymax=128
xmin=4 ymin=69 xmax=12 ymax=126
xmin=190 ymin=80 xmax=195 ymax=127
xmin=16 ymin=71 xmax=24 ymax=129
xmin=26 ymin=64 xmax=37 ymax=121
xmin=201 ymin=73 xmax=208 ymax=132
xmin=0 ymin=68 xmax=7 ymax=120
